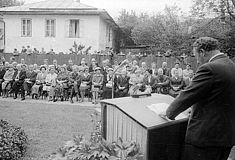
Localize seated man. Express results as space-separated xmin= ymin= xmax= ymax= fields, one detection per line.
xmin=10 ymin=64 xmax=27 ymax=99
xmin=22 ymin=64 xmax=37 ymax=100
xmin=115 ymin=70 xmax=130 ymax=98
xmin=154 ymin=68 xmax=170 ymax=94
xmin=103 ymin=68 xmax=114 ymax=99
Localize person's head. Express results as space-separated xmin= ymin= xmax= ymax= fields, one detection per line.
xmin=12 ymin=61 xmax=17 ymax=68
xmin=141 ymin=62 xmax=147 ymax=68
xmin=151 ymin=62 xmax=156 ymax=68
xmin=186 ymin=64 xmax=191 ymax=70
xmin=5 ymin=62 xmax=9 ymax=68
xmin=60 ymin=66 xmax=66 ymax=73
xmin=16 ymin=64 xmax=21 ymax=71
xmin=145 ymin=69 xmax=152 ymax=76
xmin=0 ymin=63 xmax=3 ymax=70
xmin=193 ymin=37 xmax=220 ymax=65
xmin=20 ymin=58 xmax=25 ymax=64
xmin=158 ymin=68 xmax=164 ymax=76
xmin=39 ymin=65 xmax=45 ymax=72
xmin=84 ymin=66 xmax=89 ymax=73
xmin=27 ymin=45 xmax=30 ymax=48
xmin=91 ymin=58 xmax=96 ymax=64
xmin=33 ymin=64 xmax=38 ymax=70
xmin=162 ymin=62 xmax=167 ymax=68
xmin=189 ymin=72 xmax=194 ymax=79
xmin=8 ymin=64 xmax=14 ymax=71
xmin=72 ymin=65 xmax=77 ymax=72
xmin=21 ymin=64 xmax=26 ymax=71
xmin=43 ymin=59 xmax=48 ymax=65
xmin=1 ymin=56 xmax=5 ymax=62
xmin=77 ymin=66 xmax=84 ymax=75
xmin=135 ymin=69 xmax=141 ymax=76
xmin=174 ymin=69 xmax=179 ymax=77
xmin=95 ymin=67 xmax=101 ymax=74
xmin=10 ymin=56 xmax=15 ymax=63
xmin=107 ymin=68 xmax=113 ymax=75
xmin=175 ymin=62 xmax=180 ymax=69
xmin=53 ymin=59 xmax=57 ymax=65
xmin=29 ymin=65 xmax=34 ymax=71
xmin=132 ymin=60 xmax=138 ymax=66
xmin=68 ymin=59 xmax=73 ymax=66
xmin=49 ymin=66 xmax=55 ymax=74
xmin=81 ymin=60 xmax=86 ymax=66
xmin=102 ymin=60 xmax=107 ymax=67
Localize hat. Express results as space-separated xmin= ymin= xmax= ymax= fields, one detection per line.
xmin=107 ymin=68 xmax=113 ymax=71
xmin=40 ymin=65 xmax=46 ymax=70
xmin=94 ymin=67 xmax=101 ymax=71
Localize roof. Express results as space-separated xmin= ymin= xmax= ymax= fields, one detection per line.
xmin=0 ymin=0 xmax=119 ymax=28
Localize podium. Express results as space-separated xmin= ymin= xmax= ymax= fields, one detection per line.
xmin=101 ymin=94 xmax=188 ymax=160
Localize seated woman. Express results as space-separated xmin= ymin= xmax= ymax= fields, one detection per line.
xmin=2 ymin=64 xmax=15 ymax=98
xmin=91 ymin=67 xmax=104 ymax=104
xmin=143 ymin=69 xmax=156 ymax=93
xmin=44 ymin=66 xmax=57 ymax=101
xmin=31 ymin=66 xmax=47 ymax=99
xmin=54 ymin=66 xmax=69 ymax=101
xmin=115 ymin=69 xmax=130 ymax=98
xmin=129 ymin=69 xmax=151 ymax=96
xmin=80 ymin=66 xmax=92 ymax=102
xmin=154 ymin=68 xmax=170 ymax=94
xmin=69 ymin=65 xmax=82 ymax=103
xmin=169 ymin=69 xmax=184 ymax=97
xmin=103 ymin=68 xmax=114 ymax=99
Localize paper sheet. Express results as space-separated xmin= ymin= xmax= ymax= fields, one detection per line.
xmin=147 ymin=103 xmax=188 ymax=120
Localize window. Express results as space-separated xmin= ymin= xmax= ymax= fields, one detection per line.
xmin=21 ymin=19 xmax=32 ymax=37
xmin=45 ymin=19 xmax=56 ymax=37
xmin=69 ymin=19 xmax=80 ymax=38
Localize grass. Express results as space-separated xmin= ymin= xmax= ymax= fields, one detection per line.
xmin=0 ymin=99 xmax=96 ymax=160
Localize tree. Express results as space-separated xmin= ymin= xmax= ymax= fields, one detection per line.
xmin=0 ymin=0 xmax=24 ymax=8
xmin=191 ymin=0 xmax=235 ymax=21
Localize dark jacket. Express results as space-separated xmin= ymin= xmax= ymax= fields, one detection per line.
xmin=166 ymin=54 xmax=235 ymax=147
xmin=19 ymin=70 xmax=27 ymax=82
xmin=26 ymin=71 xmax=37 ymax=83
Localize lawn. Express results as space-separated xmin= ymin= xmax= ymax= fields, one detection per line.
xmin=0 ymin=99 xmax=97 ymax=160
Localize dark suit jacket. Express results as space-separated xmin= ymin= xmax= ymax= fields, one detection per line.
xmin=143 ymin=75 xmax=155 ymax=87
xmin=166 ymin=54 xmax=235 ymax=147
xmin=26 ymin=71 xmax=37 ymax=83
xmin=19 ymin=70 xmax=27 ymax=82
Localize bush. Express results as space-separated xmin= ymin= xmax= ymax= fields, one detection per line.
xmin=0 ymin=120 xmax=28 ymax=160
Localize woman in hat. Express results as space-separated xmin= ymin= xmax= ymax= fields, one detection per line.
xmin=54 ymin=65 xmax=69 ymax=101
xmin=103 ymin=67 xmax=114 ymax=99
xmin=2 ymin=64 xmax=15 ymax=98
xmin=31 ymin=65 xmax=47 ymax=99
xmin=91 ymin=67 xmax=104 ymax=104
xmin=128 ymin=68 xmax=145 ymax=95
xmin=80 ymin=66 xmax=92 ymax=102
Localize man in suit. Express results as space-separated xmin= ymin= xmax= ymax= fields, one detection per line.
xmin=165 ymin=37 xmax=235 ymax=160
xmin=161 ymin=62 xmax=170 ymax=77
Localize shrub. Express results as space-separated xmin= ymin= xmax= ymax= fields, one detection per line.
xmin=0 ymin=120 xmax=28 ymax=160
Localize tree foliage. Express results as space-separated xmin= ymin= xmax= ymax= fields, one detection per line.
xmin=0 ymin=0 xmax=24 ymax=8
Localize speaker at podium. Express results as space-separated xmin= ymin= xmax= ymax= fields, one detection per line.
xmin=101 ymin=94 xmax=189 ymax=160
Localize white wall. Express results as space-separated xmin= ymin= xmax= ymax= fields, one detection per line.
xmin=4 ymin=14 xmax=101 ymax=53
xmin=98 ymin=17 xmax=114 ymax=51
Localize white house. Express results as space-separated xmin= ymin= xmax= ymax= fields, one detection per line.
xmin=0 ymin=0 xmax=119 ymax=53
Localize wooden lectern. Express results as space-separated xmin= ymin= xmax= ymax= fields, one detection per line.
xmin=101 ymin=94 xmax=188 ymax=160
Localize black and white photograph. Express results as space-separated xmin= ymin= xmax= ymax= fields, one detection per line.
xmin=0 ymin=0 xmax=235 ymax=159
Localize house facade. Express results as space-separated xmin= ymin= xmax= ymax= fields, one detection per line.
xmin=0 ymin=0 xmax=119 ymax=53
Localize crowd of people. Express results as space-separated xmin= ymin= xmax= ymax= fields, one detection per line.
xmin=0 ymin=55 xmax=194 ymax=104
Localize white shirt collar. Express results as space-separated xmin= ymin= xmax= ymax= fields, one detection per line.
xmin=209 ymin=53 xmax=224 ymax=62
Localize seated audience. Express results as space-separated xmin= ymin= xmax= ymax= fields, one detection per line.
xmin=154 ymin=68 xmax=170 ymax=94
xmin=169 ymin=70 xmax=184 ymax=97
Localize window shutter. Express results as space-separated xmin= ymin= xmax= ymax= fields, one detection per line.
xmin=65 ymin=19 xmax=70 ymax=38
xmin=79 ymin=19 xmax=85 ymax=38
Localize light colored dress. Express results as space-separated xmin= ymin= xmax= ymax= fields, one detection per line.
xmin=2 ymin=69 xmax=15 ymax=90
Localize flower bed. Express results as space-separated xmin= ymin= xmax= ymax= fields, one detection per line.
xmin=0 ymin=120 xmax=28 ymax=160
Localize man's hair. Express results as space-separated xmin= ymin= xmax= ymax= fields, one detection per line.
xmin=193 ymin=37 xmax=219 ymax=52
